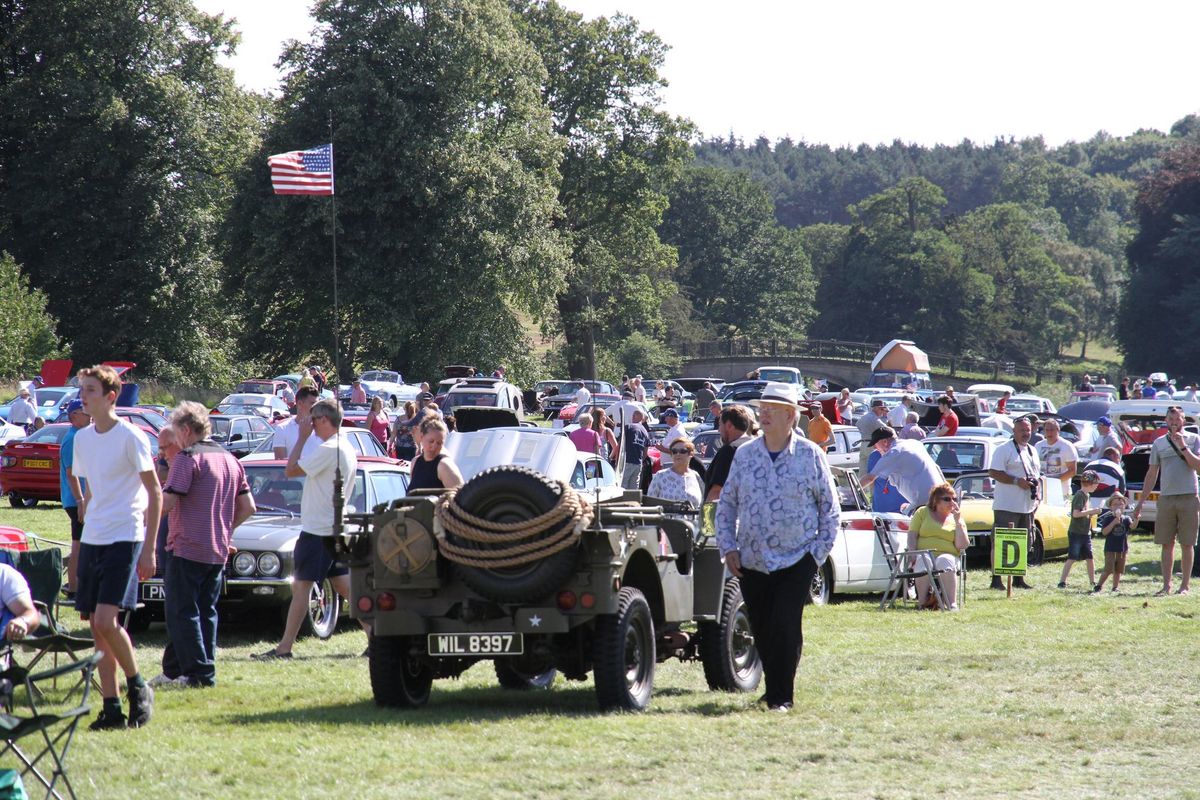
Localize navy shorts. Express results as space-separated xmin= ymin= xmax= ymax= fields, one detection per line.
xmin=1067 ymin=532 xmax=1093 ymax=561
xmin=64 ymin=506 xmax=83 ymax=542
xmin=293 ymin=532 xmax=347 ymax=582
xmin=75 ymin=541 xmax=143 ymax=613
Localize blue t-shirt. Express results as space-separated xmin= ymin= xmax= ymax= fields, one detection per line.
xmin=59 ymin=426 xmax=85 ymax=508
xmin=868 ymin=450 xmax=905 ymax=513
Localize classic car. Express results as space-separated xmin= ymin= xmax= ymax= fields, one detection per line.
xmin=540 ymin=380 xmax=617 ymax=419
xmin=214 ymin=393 xmax=292 ymax=421
xmin=136 ymin=458 xmax=411 ymax=637
xmin=952 ymin=471 xmax=1071 ymax=565
xmin=234 ymin=379 xmax=292 ymax=398
xmin=922 ymin=435 xmax=1001 ymax=480
xmin=556 ymin=394 xmax=621 ymax=425
xmin=808 ymin=467 xmax=910 ymax=604
xmin=715 ymin=380 xmax=769 ymax=403
xmin=350 ymin=370 xmax=422 ymax=407
xmin=1005 ymin=394 xmax=1058 ymax=415
xmin=242 ymin=425 xmax=393 ymax=462
xmin=825 ymin=424 xmax=862 ymax=471
xmin=0 ymin=386 xmax=80 ymax=424
xmin=1 ymin=423 xmax=160 ymax=508
xmin=209 ymin=414 xmax=276 ymax=458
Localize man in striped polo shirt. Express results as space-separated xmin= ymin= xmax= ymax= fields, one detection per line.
xmin=157 ymin=402 xmax=255 ymax=688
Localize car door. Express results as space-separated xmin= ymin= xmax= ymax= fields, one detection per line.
xmin=370 ymin=470 xmax=410 ymax=506
xmin=836 ymin=470 xmax=882 ymax=583
xmin=230 ymin=418 xmax=251 ymax=453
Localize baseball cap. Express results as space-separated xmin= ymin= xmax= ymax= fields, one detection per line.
xmin=416 ymin=391 xmax=434 ymax=403
xmin=1097 ymin=416 xmax=1112 ymax=426
xmin=662 ymin=408 xmax=679 ymax=419
xmin=870 ymin=427 xmax=897 ymax=446
xmin=67 ymin=399 xmax=88 ymax=416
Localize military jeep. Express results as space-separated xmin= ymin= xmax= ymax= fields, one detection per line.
xmin=344 ymin=414 xmax=759 ymax=711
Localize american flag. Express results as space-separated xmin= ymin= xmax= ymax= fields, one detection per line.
xmin=268 ymin=143 xmax=335 ymax=196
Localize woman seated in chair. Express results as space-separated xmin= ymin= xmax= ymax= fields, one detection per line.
xmin=0 ymin=562 xmax=38 ymax=644
xmin=907 ymin=482 xmax=969 ymax=610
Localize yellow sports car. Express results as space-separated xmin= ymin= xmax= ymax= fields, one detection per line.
xmin=951 ymin=471 xmax=1072 ymax=564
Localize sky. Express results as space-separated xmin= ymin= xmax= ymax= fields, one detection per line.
xmin=192 ymin=0 xmax=1200 ymax=148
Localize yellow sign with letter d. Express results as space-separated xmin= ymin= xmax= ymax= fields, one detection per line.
xmin=992 ymin=528 xmax=1028 ymax=576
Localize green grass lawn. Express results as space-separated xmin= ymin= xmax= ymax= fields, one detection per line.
xmin=2 ymin=503 xmax=1198 ymax=799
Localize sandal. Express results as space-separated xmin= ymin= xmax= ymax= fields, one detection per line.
xmin=1153 ymin=588 xmax=1171 ymax=597
xmin=251 ymin=649 xmax=293 ymax=661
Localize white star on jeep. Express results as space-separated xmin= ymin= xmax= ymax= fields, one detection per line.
xmin=529 ymin=614 xmax=542 ymax=627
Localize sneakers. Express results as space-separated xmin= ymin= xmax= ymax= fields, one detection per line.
xmin=251 ymin=649 xmax=293 ymax=661
xmin=89 ymin=707 xmax=128 ymax=731
xmin=148 ymin=673 xmax=178 ymax=689
xmin=1092 ymin=585 xmax=1102 ymax=593
xmin=127 ymin=682 xmax=154 ymax=728
xmin=152 ymin=676 xmax=195 ymax=691
xmin=1057 ymin=581 xmax=1068 ymax=589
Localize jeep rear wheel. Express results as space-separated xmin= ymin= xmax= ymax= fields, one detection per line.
xmin=495 ymin=660 xmax=557 ymax=690
xmin=446 ymin=467 xmax=581 ymax=604
xmin=593 ymin=587 xmax=655 ymax=711
xmin=700 ymin=578 xmax=761 ymax=693
xmin=369 ymin=635 xmax=433 ymax=708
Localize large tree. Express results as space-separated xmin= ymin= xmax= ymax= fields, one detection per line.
xmin=1119 ymin=144 xmax=1200 ymax=374
xmin=512 ymin=1 xmax=692 ymax=378
xmin=660 ymin=166 xmax=815 ymax=339
xmin=0 ymin=0 xmax=262 ymax=382
xmin=223 ymin=0 xmax=569 ymax=384
xmin=0 ymin=252 xmax=60 ymax=377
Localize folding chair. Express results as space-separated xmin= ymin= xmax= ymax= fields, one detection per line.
xmin=876 ymin=519 xmax=954 ymax=610
xmin=0 ymin=652 xmax=102 ymax=800
xmin=0 ymin=552 xmax=95 ymax=699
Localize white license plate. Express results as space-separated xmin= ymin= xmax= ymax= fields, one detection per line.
xmin=427 ymin=632 xmax=523 ymax=657
xmin=142 ymin=583 xmax=166 ymax=602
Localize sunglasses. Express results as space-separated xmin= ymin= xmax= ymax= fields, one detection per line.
xmin=669 ymin=448 xmax=691 ymax=456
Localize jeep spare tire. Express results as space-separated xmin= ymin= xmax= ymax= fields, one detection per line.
xmin=436 ymin=466 xmax=590 ymax=604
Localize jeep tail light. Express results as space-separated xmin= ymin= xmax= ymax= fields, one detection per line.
xmin=377 ymin=592 xmax=396 ymax=611
xmin=357 ymin=596 xmax=374 ymax=613
xmin=556 ymin=590 xmax=577 ymax=611
xmin=580 ymin=592 xmax=596 ymax=610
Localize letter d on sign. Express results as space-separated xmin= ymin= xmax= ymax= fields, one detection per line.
xmin=1002 ymin=540 xmax=1020 ymax=569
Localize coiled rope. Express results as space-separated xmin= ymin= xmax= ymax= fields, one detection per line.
xmin=434 ymin=480 xmax=593 ymax=569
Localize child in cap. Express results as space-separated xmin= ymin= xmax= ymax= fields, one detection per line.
xmin=1094 ymin=493 xmax=1133 ymax=593
xmin=1058 ymin=471 xmax=1104 ymax=589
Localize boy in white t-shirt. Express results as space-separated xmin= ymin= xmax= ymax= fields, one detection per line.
xmin=73 ymin=365 xmax=161 ymax=730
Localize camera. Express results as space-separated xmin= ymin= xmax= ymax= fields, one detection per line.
xmin=1028 ymin=482 xmax=1040 ymax=501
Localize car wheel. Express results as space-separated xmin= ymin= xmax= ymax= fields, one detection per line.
xmin=1028 ymin=525 xmax=1045 ymax=567
xmin=807 ymin=559 xmax=833 ymax=606
xmin=7 ymin=494 xmax=37 ymax=509
xmin=593 ymin=586 xmax=655 ymax=711
xmin=389 ymin=395 xmax=398 ymax=409
xmin=494 ymin=660 xmax=557 ymax=690
xmin=699 ymin=578 xmax=761 ymax=693
xmin=305 ymin=577 xmax=340 ymax=639
xmin=369 ymin=635 xmax=433 ymax=708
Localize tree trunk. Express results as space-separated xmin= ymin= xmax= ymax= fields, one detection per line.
xmin=1079 ymin=329 xmax=1088 ymax=359
xmin=557 ymin=291 xmax=596 ymax=379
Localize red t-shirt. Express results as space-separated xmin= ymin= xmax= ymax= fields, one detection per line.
xmin=939 ymin=411 xmax=959 ymax=436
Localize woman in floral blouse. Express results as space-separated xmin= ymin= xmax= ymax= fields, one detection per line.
xmin=647 ymin=437 xmax=703 ymax=511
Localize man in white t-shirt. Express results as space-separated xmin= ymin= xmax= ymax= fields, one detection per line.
xmin=273 ymin=386 xmax=321 ymax=459
xmin=255 ymin=399 xmax=366 ymax=660
xmin=0 ymin=563 xmax=38 ymax=643
xmin=574 ymin=381 xmax=592 ymax=410
xmin=73 ymin=365 xmax=161 ymax=730
xmin=1035 ymin=419 xmax=1078 ymax=490
xmin=661 ymin=408 xmax=686 ymax=450
xmin=887 ymin=394 xmax=913 ymax=430
xmin=987 ymin=417 xmax=1040 ymax=590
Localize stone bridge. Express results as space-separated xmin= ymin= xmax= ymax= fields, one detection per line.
xmin=674 ymin=339 xmax=1058 ymax=391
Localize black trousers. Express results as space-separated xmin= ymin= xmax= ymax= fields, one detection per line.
xmin=738 ymin=554 xmax=818 ymax=707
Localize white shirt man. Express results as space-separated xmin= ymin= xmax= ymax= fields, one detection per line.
xmin=661 ymin=409 xmax=686 ymax=450
xmin=574 ymin=383 xmax=592 ymax=409
xmin=987 ymin=418 xmax=1040 ymax=589
xmin=1035 ymin=420 xmax=1078 ymax=488
xmin=9 ymin=390 xmax=37 ymax=427
xmin=887 ymin=395 xmax=912 ymax=429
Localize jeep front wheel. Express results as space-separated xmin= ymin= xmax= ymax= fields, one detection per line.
xmin=699 ymin=578 xmax=761 ymax=693
xmin=593 ymin=586 xmax=655 ymax=711
xmin=369 ymin=635 xmax=433 ymax=708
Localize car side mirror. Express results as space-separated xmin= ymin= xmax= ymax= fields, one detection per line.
xmin=230 ymin=433 xmax=243 ymax=442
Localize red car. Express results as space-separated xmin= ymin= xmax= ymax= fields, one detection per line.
xmin=558 ymin=394 xmax=621 ymax=425
xmin=0 ymin=423 xmax=160 ymax=509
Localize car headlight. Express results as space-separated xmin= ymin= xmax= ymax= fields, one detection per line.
xmin=232 ymin=552 xmax=256 ymax=576
xmin=257 ymin=552 xmax=281 ymax=576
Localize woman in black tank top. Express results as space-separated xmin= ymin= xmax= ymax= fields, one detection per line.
xmin=408 ymin=418 xmax=463 ymax=491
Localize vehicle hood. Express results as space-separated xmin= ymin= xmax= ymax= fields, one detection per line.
xmin=232 ymin=514 xmax=301 ymax=552
xmin=447 ymin=428 xmax=578 ymax=482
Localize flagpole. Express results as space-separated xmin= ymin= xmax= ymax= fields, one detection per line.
xmin=329 ymin=111 xmax=344 ymax=538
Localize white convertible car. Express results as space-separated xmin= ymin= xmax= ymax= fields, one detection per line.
xmin=809 ymin=468 xmax=910 ymax=605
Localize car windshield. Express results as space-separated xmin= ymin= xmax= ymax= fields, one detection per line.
xmin=445 ymin=392 xmax=499 ymax=408
xmin=1006 ymin=398 xmax=1043 ymax=413
xmin=223 ymin=394 xmax=270 ymax=406
xmin=218 ymin=404 xmax=267 ymax=418
xmin=210 ymin=418 xmax=233 ymax=440
xmin=954 ymin=474 xmax=995 ymax=499
xmin=21 ymin=425 xmax=71 ymax=445
xmin=33 ymin=389 xmax=72 ymax=408
xmin=925 ymin=441 xmax=986 ymax=471
xmin=757 ymin=369 xmax=798 ymax=384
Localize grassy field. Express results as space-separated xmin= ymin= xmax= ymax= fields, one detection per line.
xmin=1 ymin=503 xmax=1198 ymax=799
